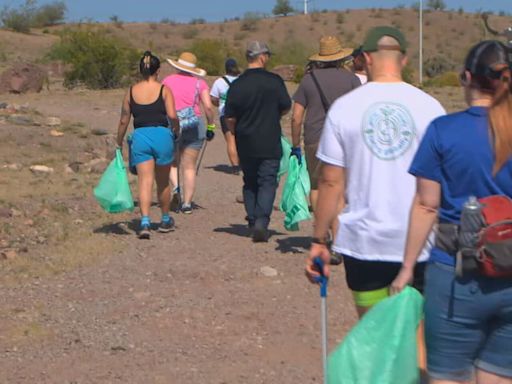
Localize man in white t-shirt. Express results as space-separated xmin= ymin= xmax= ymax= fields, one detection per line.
xmin=211 ymin=58 xmax=241 ymax=175
xmin=306 ymin=27 xmax=446 ymax=317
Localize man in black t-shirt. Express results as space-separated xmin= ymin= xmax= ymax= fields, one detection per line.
xmin=225 ymin=41 xmax=292 ymax=242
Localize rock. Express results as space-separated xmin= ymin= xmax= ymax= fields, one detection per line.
xmin=0 ymin=63 xmax=47 ymax=94
xmin=67 ymin=162 xmax=81 ymax=173
xmin=0 ymin=102 xmax=7 ymax=109
xmin=24 ymin=219 xmax=34 ymax=226
xmin=260 ymin=266 xmax=278 ymax=278
xmin=29 ymin=165 xmax=54 ymax=175
xmin=50 ymin=129 xmax=64 ymax=137
xmin=1 ymin=249 xmax=17 ymax=260
xmin=1 ymin=163 xmax=22 ymax=171
xmin=10 ymin=208 xmax=22 ymax=217
xmin=7 ymin=114 xmax=33 ymax=125
xmin=0 ymin=207 xmax=11 ymax=218
xmin=0 ymin=239 xmax=9 ymax=248
xmin=73 ymin=219 xmax=84 ymax=225
xmin=88 ymin=158 xmax=109 ymax=174
xmin=272 ymin=65 xmax=298 ymax=82
xmin=92 ymin=128 xmax=109 ymax=136
xmin=46 ymin=117 xmax=62 ymax=127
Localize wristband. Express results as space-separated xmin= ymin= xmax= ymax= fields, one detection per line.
xmin=311 ymin=237 xmax=329 ymax=246
xmin=207 ymin=124 xmax=216 ymax=131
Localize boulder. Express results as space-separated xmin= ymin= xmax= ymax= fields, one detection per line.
xmin=30 ymin=165 xmax=54 ymax=175
xmin=0 ymin=63 xmax=47 ymax=94
xmin=272 ymin=65 xmax=298 ymax=82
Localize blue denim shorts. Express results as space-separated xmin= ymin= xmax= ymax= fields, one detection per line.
xmin=424 ymin=262 xmax=512 ymax=381
xmin=179 ymin=119 xmax=205 ymax=151
xmin=129 ymin=127 xmax=174 ymax=167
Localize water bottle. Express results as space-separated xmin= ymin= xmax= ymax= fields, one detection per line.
xmin=459 ymin=196 xmax=483 ymax=250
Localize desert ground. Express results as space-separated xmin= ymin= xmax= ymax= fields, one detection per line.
xmin=0 ymin=79 xmax=465 ymax=383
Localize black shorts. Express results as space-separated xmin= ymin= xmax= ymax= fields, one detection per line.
xmin=220 ymin=116 xmax=230 ymax=134
xmin=343 ymin=255 xmax=426 ymax=293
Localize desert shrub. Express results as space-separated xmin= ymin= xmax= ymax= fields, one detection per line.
xmin=293 ymin=65 xmax=305 ymax=83
xmin=336 ymin=13 xmax=345 ymax=24
xmin=0 ymin=0 xmax=36 ymax=33
xmin=160 ymin=18 xmax=177 ymax=25
xmin=427 ymin=0 xmax=446 ymax=11
xmin=310 ymin=12 xmax=320 ymax=22
xmin=149 ymin=23 xmax=158 ymax=31
xmin=32 ymin=1 xmax=66 ymax=27
xmin=189 ymin=18 xmax=206 ymax=25
xmin=425 ymin=71 xmax=459 ymax=87
xmin=182 ymin=27 xmax=199 ymax=39
xmin=402 ymin=64 xmax=415 ymax=84
xmin=269 ymin=39 xmax=310 ymax=69
xmin=48 ymin=28 xmax=139 ymax=89
xmin=424 ymin=55 xmax=455 ymax=77
xmin=233 ymin=31 xmax=247 ymax=41
xmin=240 ymin=12 xmax=260 ymax=31
xmin=109 ymin=15 xmax=123 ymax=29
xmin=0 ymin=0 xmax=66 ymax=33
xmin=273 ymin=0 xmax=294 ymax=16
xmin=188 ymin=39 xmax=240 ymax=76
xmin=457 ymin=6 xmax=464 ymax=14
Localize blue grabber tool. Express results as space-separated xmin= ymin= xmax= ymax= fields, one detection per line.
xmin=313 ymin=257 xmax=329 ymax=384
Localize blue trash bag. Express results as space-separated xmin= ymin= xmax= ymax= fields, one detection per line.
xmin=328 ymin=287 xmax=424 ymax=384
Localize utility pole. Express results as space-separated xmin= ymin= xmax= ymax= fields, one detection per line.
xmin=304 ymin=0 xmax=309 ymax=15
xmin=419 ymin=0 xmax=423 ymax=84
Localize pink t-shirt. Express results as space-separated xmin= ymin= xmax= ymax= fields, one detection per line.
xmin=162 ymin=73 xmax=209 ymax=116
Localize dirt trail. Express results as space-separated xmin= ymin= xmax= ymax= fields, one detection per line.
xmin=0 ymin=89 xmax=357 ymax=383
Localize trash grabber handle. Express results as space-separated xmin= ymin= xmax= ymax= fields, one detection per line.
xmin=313 ymin=257 xmax=328 ymax=298
xmin=196 ymin=140 xmax=208 ymax=176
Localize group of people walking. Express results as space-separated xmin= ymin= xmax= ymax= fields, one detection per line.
xmin=115 ymin=24 xmax=512 ymax=383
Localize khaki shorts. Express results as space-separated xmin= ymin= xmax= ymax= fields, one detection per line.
xmin=304 ymin=143 xmax=321 ymax=190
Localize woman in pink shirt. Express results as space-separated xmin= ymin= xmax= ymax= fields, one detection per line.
xmin=163 ymin=52 xmax=215 ymax=214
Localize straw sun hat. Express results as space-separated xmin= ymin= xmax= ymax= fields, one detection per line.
xmin=309 ymin=36 xmax=353 ymax=62
xmin=167 ymin=52 xmax=207 ymax=77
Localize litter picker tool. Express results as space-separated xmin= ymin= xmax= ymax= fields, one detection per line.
xmin=196 ymin=140 xmax=208 ymax=176
xmin=313 ymin=257 xmax=329 ymax=384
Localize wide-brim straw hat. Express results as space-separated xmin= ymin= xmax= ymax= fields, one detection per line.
xmin=309 ymin=36 xmax=353 ymax=62
xmin=167 ymin=52 xmax=206 ymax=77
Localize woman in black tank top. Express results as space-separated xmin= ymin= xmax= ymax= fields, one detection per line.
xmin=116 ymin=51 xmax=180 ymax=239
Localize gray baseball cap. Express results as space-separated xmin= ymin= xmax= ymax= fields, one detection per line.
xmin=246 ymin=41 xmax=271 ymax=58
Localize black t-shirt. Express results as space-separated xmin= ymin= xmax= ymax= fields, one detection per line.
xmin=224 ymin=68 xmax=292 ymax=159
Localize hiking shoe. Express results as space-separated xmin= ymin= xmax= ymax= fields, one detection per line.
xmin=158 ymin=217 xmax=175 ymax=233
xmin=138 ymin=224 xmax=151 ymax=240
xmin=181 ymin=203 xmax=193 ymax=214
xmin=252 ymin=226 xmax=269 ymax=243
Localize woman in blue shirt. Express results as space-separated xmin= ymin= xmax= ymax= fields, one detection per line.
xmin=391 ymin=41 xmax=512 ymax=383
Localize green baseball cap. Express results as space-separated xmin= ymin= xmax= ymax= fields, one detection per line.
xmin=362 ymin=26 xmax=407 ymax=53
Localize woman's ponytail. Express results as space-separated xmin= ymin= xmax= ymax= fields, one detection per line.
xmin=139 ymin=51 xmax=160 ymax=79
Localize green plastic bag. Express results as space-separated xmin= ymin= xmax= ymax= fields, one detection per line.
xmin=278 ymin=136 xmax=292 ymax=180
xmin=279 ymin=155 xmax=311 ymax=231
xmin=328 ymin=287 xmax=424 ymax=384
xmin=93 ymin=149 xmax=134 ymax=213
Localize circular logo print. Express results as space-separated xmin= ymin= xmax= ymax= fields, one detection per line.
xmin=362 ymin=102 xmax=416 ymax=160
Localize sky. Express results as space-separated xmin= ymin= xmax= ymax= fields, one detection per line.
xmin=3 ymin=0 xmax=511 ymax=23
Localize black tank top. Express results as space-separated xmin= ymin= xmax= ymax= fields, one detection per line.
xmin=130 ymin=85 xmax=169 ymax=129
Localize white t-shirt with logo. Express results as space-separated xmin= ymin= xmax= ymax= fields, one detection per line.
xmin=210 ymin=75 xmax=238 ymax=116
xmin=317 ymin=82 xmax=446 ymax=262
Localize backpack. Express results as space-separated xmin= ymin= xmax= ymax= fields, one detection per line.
xmin=176 ymin=80 xmax=200 ymax=131
xmin=475 ymin=195 xmax=512 ymax=278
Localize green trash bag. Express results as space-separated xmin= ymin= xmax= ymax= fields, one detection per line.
xmin=279 ymin=155 xmax=311 ymax=231
xmin=328 ymin=287 xmax=424 ymax=384
xmin=93 ymin=149 xmax=134 ymax=213
xmin=278 ymin=136 xmax=292 ymax=180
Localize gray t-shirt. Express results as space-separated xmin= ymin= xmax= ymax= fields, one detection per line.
xmin=293 ymin=67 xmax=361 ymax=145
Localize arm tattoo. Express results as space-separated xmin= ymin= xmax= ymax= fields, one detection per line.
xmin=121 ymin=105 xmax=130 ymax=117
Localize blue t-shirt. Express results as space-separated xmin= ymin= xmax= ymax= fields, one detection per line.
xmin=409 ymin=106 xmax=512 ymax=265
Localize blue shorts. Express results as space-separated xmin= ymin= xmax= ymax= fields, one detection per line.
xmin=130 ymin=127 xmax=174 ymax=167
xmin=424 ymin=262 xmax=512 ymax=381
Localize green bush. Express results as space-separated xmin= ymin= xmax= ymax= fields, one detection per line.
xmin=240 ymin=12 xmax=261 ymax=31
xmin=48 ymin=28 xmax=139 ymax=89
xmin=182 ymin=27 xmax=199 ymax=39
xmin=188 ymin=39 xmax=240 ymax=76
xmin=269 ymin=39 xmax=310 ymax=70
xmin=402 ymin=64 xmax=415 ymax=84
xmin=424 ymin=55 xmax=455 ymax=78
xmin=424 ymin=71 xmax=460 ymax=87
xmin=336 ymin=13 xmax=345 ymax=24
xmin=1 ymin=0 xmax=66 ymax=33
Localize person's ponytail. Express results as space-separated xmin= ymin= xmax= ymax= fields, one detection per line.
xmin=489 ymin=69 xmax=512 ymax=174
xmin=139 ymin=51 xmax=160 ymax=80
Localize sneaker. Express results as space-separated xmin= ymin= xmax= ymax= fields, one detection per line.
xmin=181 ymin=203 xmax=192 ymax=214
xmin=158 ymin=217 xmax=175 ymax=233
xmin=252 ymin=226 xmax=269 ymax=243
xmin=138 ymin=224 xmax=151 ymax=240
